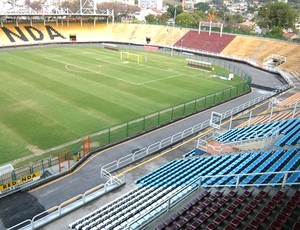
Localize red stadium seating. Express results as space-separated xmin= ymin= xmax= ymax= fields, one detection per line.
xmin=174 ymin=30 xmax=236 ymax=53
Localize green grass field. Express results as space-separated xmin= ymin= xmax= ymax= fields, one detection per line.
xmin=0 ymin=46 xmax=246 ymax=165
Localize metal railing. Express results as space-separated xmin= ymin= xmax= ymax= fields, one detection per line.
xmin=198 ymin=170 xmax=300 ymax=188
xmin=126 ymin=169 xmax=300 ymax=229
xmin=101 ymin=83 xmax=291 ymax=175
xmin=196 ymin=125 xmax=281 ymax=154
xmin=8 ymin=174 xmax=125 ymax=230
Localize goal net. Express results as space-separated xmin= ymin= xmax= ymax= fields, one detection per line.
xmin=120 ymin=51 xmax=146 ymax=64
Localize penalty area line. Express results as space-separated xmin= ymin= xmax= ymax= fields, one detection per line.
xmin=65 ymin=64 xmax=92 ymax=73
xmin=44 ymin=56 xmax=139 ymax=86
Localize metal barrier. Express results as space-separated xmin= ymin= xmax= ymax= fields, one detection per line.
xmin=101 ymin=83 xmax=291 ymax=175
xmin=126 ymin=169 xmax=300 ymax=229
xmin=8 ymin=175 xmax=125 ymax=230
xmin=198 ymin=170 xmax=300 ymax=188
xmin=196 ymin=125 xmax=281 ymax=154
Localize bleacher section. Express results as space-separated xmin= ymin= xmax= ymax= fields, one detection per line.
xmin=236 ymin=93 xmax=300 ymax=129
xmin=0 ymin=23 xmax=188 ymax=47
xmin=0 ymin=23 xmax=111 ymax=45
xmin=113 ymin=24 xmax=189 ymax=46
xmin=252 ymin=40 xmax=299 ymax=64
xmin=278 ymin=92 xmax=300 ymax=107
xmin=174 ymin=30 xmax=236 ymax=53
xmin=222 ymin=36 xmax=300 ymax=64
xmin=221 ymin=36 xmax=300 ymax=76
xmin=275 ymin=121 xmax=300 ymax=147
xmin=69 ymin=147 xmax=300 ymax=229
xmin=237 ymin=110 xmax=300 ymax=128
xmin=221 ymin=36 xmax=264 ymax=58
xmin=155 ymin=188 xmax=300 ymax=230
xmin=215 ymin=118 xmax=300 ymax=144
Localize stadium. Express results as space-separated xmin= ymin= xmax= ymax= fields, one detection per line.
xmin=0 ymin=1 xmax=299 ymax=230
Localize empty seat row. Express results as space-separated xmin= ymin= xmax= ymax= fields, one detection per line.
xmin=275 ymin=121 xmax=300 ymax=147
xmin=199 ymin=148 xmax=300 ymax=188
xmin=215 ymin=118 xmax=299 ymax=143
xmin=156 ymin=189 xmax=299 ymax=230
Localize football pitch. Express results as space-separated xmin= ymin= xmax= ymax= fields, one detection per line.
xmin=0 ymin=46 xmax=247 ymax=165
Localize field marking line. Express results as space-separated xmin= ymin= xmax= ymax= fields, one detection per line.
xmin=44 ymin=56 xmax=139 ymax=86
xmin=65 ymin=64 xmax=92 ymax=74
xmin=97 ymin=53 xmax=184 ymax=84
xmin=29 ymin=89 xmax=258 ymax=193
xmin=84 ymin=48 xmax=155 ymax=70
xmin=86 ymin=49 xmax=181 ymax=72
xmin=136 ymin=73 xmax=183 ymax=85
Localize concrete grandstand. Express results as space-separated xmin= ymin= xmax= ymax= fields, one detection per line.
xmin=0 ymin=21 xmax=299 ymax=230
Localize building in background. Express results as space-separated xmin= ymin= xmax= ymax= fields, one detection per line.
xmin=138 ymin=0 xmax=163 ymax=10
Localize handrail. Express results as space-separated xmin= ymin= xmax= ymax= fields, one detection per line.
xmin=7 ymin=219 xmax=32 ymax=230
xmin=101 ymin=83 xmax=291 ymax=175
xmin=127 ymin=169 xmax=300 ymax=229
xmin=8 ymin=178 xmax=123 ymax=230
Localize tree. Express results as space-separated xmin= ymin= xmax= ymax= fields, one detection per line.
xmin=145 ymin=14 xmax=157 ymax=23
xmin=60 ymin=0 xmax=80 ymax=13
xmin=145 ymin=12 xmax=171 ymax=24
xmin=267 ymin=26 xmax=284 ymax=38
xmin=25 ymin=0 xmax=43 ymax=10
xmin=194 ymin=2 xmax=210 ymax=12
xmin=97 ymin=2 xmax=139 ymax=19
xmin=160 ymin=12 xmax=171 ymax=23
xmin=256 ymin=2 xmax=297 ymax=30
xmin=175 ymin=13 xmax=197 ymax=27
xmin=167 ymin=4 xmax=183 ymax=18
xmin=192 ymin=10 xmax=204 ymax=23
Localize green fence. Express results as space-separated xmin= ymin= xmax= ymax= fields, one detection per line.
xmin=87 ymin=81 xmax=250 ymax=150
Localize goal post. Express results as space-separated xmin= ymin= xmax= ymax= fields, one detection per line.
xmin=120 ymin=51 xmax=147 ymax=64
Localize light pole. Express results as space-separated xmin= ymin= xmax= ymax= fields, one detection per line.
xmin=171 ymin=5 xmax=177 ymax=56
